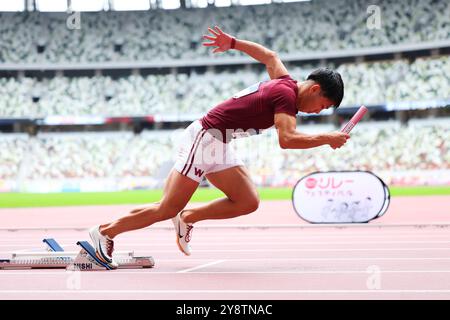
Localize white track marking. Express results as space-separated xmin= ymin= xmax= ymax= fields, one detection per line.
xmin=2 ymin=246 xmax=450 ymax=255
xmin=163 ymin=257 xmax=450 ymax=261
xmin=3 ymin=234 xmax=450 ymax=242
xmin=67 ymin=247 xmax=450 ymax=253
xmin=1 ymin=222 xmax=450 ymax=231
xmin=1 ymin=290 xmax=450 ymax=294
xmin=5 ymin=239 xmax=450 ymax=245
xmin=2 ymin=257 xmax=450 ymax=267
xmin=3 ymin=239 xmax=450 ymax=251
xmin=177 ymin=260 xmax=226 ymax=273
xmin=1 ymin=231 xmax=450 ymax=237
xmin=1 ymin=270 xmax=450 ymax=276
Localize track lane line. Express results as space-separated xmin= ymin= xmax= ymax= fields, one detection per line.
xmin=1 ymin=269 xmax=450 ymax=276
xmin=177 ymin=260 xmax=227 ymax=273
xmin=1 ymin=290 xmax=450 ymax=294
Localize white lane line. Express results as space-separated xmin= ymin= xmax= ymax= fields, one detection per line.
xmin=1 ymin=222 xmax=450 ymax=231
xmin=2 ymin=233 xmax=450 ymax=240
xmin=1 ymin=229 xmax=449 ymax=235
xmin=68 ymin=247 xmax=450 ymax=253
xmin=1 ymin=290 xmax=450 ymax=294
xmin=2 ymin=256 xmax=450 ymax=262
xmin=129 ymin=240 xmax=450 ymax=246
xmin=3 ymin=240 xmax=450 ymax=251
xmin=164 ymin=247 xmax=450 ymax=252
xmin=0 ymin=256 xmax=450 ymax=267
xmin=1 ymin=270 xmax=450 ymax=276
xmin=4 ymin=233 xmax=450 ymax=246
xmin=3 ymin=247 xmax=450 ymax=255
xmin=142 ymin=257 xmax=450 ymax=261
xmin=5 ymin=240 xmax=450 ymax=246
xmin=177 ymin=260 xmax=227 ymax=273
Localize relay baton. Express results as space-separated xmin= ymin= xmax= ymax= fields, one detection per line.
xmin=341 ymin=105 xmax=368 ymax=133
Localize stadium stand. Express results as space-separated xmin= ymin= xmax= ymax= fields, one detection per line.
xmin=0 ymin=0 xmax=449 ymax=63
xmin=1 ymin=120 xmax=448 ymax=187
xmin=0 ymin=55 xmax=449 ymax=117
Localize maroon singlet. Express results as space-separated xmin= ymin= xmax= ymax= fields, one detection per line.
xmin=200 ymin=75 xmax=299 ymax=143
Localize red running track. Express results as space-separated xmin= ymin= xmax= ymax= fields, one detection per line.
xmin=0 ymin=196 xmax=449 ymax=300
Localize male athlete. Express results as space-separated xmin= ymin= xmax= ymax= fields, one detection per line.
xmin=89 ymin=26 xmax=350 ymax=268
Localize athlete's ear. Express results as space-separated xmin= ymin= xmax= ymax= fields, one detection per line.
xmin=309 ymin=84 xmax=321 ymax=94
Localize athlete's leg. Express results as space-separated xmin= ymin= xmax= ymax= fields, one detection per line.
xmin=125 ymin=166 xmax=179 ymax=214
xmin=181 ymin=165 xmax=260 ymax=224
xmin=100 ymin=169 xmax=199 ymax=239
xmin=128 ymin=204 xmax=159 ymax=214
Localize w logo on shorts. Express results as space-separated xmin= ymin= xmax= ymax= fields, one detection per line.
xmin=194 ymin=167 xmax=204 ymax=177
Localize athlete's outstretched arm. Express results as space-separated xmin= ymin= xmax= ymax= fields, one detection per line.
xmin=274 ymin=113 xmax=350 ymax=150
xmin=202 ymin=26 xmax=288 ymax=79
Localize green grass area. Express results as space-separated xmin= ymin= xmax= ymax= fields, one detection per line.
xmin=389 ymin=186 xmax=450 ymax=197
xmin=0 ymin=186 xmax=449 ymax=208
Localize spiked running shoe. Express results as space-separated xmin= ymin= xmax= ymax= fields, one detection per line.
xmin=89 ymin=225 xmax=119 ymax=269
xmin=172 ymin=211 xmax=194 ymax=256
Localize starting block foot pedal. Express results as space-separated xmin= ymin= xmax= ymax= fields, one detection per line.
xmin=43 ymin=238 xmax=64 ymax=252
xmin=67 ymin=241 xmax=113 ymax=271
xmin=67 ymin=241 xmax=155 ymax=271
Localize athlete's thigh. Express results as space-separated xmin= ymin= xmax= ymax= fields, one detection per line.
xmin=205 ymin=165 xmax=258 ymax=202
xmin=158 ymin=168 xmax=200 ymax=211
xmin=130 ymin=169 xmax=198 ymax=213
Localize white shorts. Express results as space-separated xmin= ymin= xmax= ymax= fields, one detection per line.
xmin=173 ymin=120 xmax=244 ymax=183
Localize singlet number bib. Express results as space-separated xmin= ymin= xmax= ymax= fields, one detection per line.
xmin=232 ymin=82 xmax=262 ymax=99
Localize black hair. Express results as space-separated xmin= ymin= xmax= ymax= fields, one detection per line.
xmin=307 ymin=68 xmax=344 ymax=108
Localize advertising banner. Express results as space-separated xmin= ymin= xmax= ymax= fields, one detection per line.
xmin=292 ymin=171 xmax=390 ymax=223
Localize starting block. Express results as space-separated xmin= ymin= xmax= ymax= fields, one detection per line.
xmin=0 ymin=238 xmax=155 ymax=271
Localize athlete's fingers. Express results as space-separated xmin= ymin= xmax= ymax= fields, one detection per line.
xmin=213 ymin=47 xmax=223 ymax=53
xmin=202 ymin=42 xmax=217 ymax=47
xmin=208 ymin=27 xmax=219 ymax=36
xmin=214 ymin=26 xmax=224 ymax=34
xmin=203 ymin=35 xmax=216 ymax=41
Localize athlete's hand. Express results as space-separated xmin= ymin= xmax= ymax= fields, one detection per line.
xmin=202 ymin=26 xmax=234 ymax=54
xmin=327 ymin=132 xmax=350 ymax=150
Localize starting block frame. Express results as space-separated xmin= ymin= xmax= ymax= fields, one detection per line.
xmin=0 ymin=238 xmax=155 ymax=271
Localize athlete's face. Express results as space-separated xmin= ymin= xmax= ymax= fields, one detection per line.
xmin=299 ymin=84 xmax=335 ymax=114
